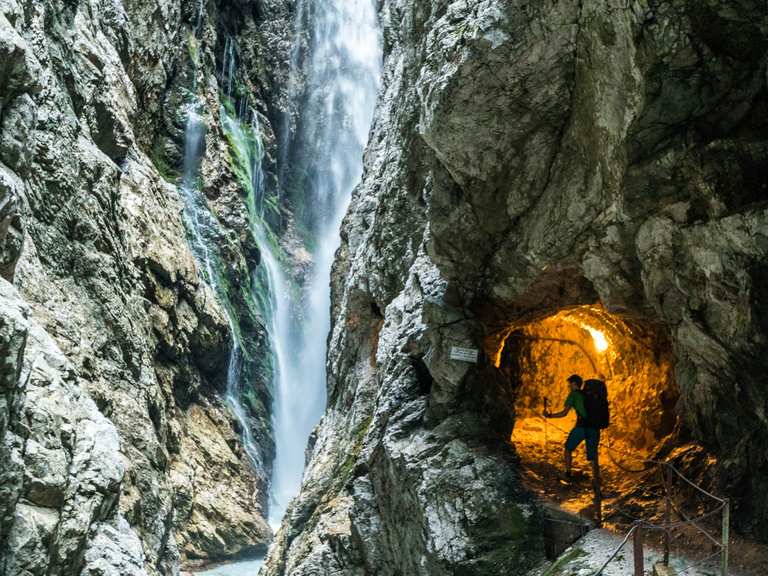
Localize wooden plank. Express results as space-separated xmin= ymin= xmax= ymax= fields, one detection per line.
xmin=633 ymin=525 xmax=644 ymax=576
xmin=722 ymin=499 xmax=730 ymax=576
xmin=662 ymin=464 xmax=671 ymax=566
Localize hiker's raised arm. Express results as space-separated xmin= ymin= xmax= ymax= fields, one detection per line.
xmin=545 ymin=405 xmax=570 ymax=419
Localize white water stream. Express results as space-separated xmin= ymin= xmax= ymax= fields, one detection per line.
xmin=267 ymin=0 xmax=382 ymax=527
xmin=196 ymin=0 xmax=381 ymax=572
xmin=180 ymin=104 xmax=266 ymax=478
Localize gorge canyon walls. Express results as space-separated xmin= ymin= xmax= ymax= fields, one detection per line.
xmin=0 ymin=0 xmax=299 ymax=572
xmin=1 ymin=1 xmax=768 ymax=576
xmin=264 ymin=0 xmax=768 ymax=575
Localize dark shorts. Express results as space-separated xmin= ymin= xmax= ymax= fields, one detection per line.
xmin=565 ymin=426 xmax=600 ymax=461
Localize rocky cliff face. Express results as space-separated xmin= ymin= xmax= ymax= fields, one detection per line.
xmin=3 ymin=0 xmax=768 ymax=575
xmin=263 ymin=0 xmax=768 ymax=574
xmin=0 ymin=0 xmax=295 ymax=573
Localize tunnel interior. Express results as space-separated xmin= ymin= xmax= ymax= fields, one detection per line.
xmin=493 ymin=304 xmax=680 ymax=520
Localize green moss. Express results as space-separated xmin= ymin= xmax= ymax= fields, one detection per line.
xmin=456 ymin=541 xmax=540 ymax=576
xmin=249 ymin=263 xmax=273 ymax=319
xmin=541 ymin=547 xmax=588 ymax=576
xmin=478 ymin=502 xmax=530 ymax=542
xmin=243 ymin=387 xmax=262 ymax=415
xmin=187 ymin=32 xmax=199 ymax=66
xmin=182 ymin=218 xmax=244 ymax=347
xmin=220 ymin=99 xmax=317 ymax=263
xmin=334 ymin=415 xmax=374 ymax=492
xmin=293 ymin=416 xmax=376 ymax=541
xmin=150 ymin=148 xmax=178 ymax=182
xmin=219 ymin=100 xmax=299 ymax=299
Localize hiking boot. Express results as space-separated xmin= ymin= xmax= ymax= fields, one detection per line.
xmin=558 ymin=471 xmax=574 ymax=485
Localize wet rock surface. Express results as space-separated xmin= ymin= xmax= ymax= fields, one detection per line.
xmin=263 ymin=0 xmax=768 ymax=574
xmin=0 ymin=0 xmax=294 ymax=573
xmin=0 ymin=279 xmax=145 ymax=575
xmin=2 ymin=0 xmax=768 ymax=574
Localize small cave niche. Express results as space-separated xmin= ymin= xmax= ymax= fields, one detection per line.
xmin=493 ymin=305 xmax=679 ymax=519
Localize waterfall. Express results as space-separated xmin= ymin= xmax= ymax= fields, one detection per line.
xmin=220 ymin=101 xmax=298 ymax=530
xmin=277 ymin=0 xmax=307 ymax=186
xmin=268 ymin=0 xmax=382 ymax=525
xmin=195 ymin=0 xmax=205 ymax=33
xmin=219 ymin=0 xmax=382 ymax=529
xmin=198 ymin=0 xmax=381 ymax=570
xmin=180 ymin=100 xmax=267 ymax=480
xmin=221 ymin=36 xmax=236 ymax=101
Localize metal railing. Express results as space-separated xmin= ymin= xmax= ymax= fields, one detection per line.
xmin=536 ymin=416 xmax=730 ymax=576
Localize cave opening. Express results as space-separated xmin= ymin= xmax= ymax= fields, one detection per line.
xmin=493 ymin=304 xmax=680 ymax=523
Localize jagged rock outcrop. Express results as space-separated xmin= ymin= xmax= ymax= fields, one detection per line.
xmin=0 ymin=0 xmax=294 ymax=573
xmin=0 ymin=279 xmax=146 ymax=575
xmin=3 ymin=0 xmax=768 ymax=573
xmin=264 ymin=0 xmax=768 ymax=574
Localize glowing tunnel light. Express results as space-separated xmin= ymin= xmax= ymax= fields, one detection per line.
xmin=585 ymin=326 xmax=609 ymax=352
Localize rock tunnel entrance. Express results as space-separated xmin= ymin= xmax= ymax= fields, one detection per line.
xmin=494 ymin=305 xmax=680 ymax=524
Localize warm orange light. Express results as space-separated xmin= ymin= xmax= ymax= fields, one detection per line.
xmin=585 ymin=326 xmax=609 ymax=352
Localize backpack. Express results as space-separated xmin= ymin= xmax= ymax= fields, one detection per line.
xmin=583 ymin=379 xmax=610 ymax=429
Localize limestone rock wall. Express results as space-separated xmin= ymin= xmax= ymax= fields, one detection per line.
xmin=0 ymin=280 xmax=146 ymax=575
xmin=264 ymin=0 xmax=768 ymax=574
xmin=0 ymin=0 xmax=295 ymax=573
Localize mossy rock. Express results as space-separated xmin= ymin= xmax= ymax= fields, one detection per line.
xmin=541 ymin=547 xmax=589 ymax=576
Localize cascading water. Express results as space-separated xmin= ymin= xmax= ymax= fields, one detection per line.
xmin=185 ymin=0 xmax=254 ymax=473
xmin=219 ymin=100 xmax=296 ymax=530
xmin=268 ymin=0 xmax=382 ymax=526
xmin=217 ymin=0 xmax=382 ymax=529
xmin=185 ymin=100 xmax=273 ymax=576
xmin=200 ymin=0 xmax=380 ymax=570
xmin=277 ymin=0 xmax=306 ymax=185
xmin=180 ymin=105 xmax=266 ymax=483
xmin=203 ymin=81 xmax=288 ymax=576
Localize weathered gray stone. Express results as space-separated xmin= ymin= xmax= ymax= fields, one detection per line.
xmin=22 ymin=438 xmax=68 ymax=508
xmin=0 ymin=279 xmax=149 ymax=576
xmin=0 ymin=163 xmax=24 ymax=281
xmin=3 ymin=503 xmax=60 ymax=576
xmin=0 ymin=94 xmax=36 ymax=174
xmin=0 ymin=11 xmax=41 ymax=103
xmin=265 ymin=0 xmax=768 ymax=573
xmin=0 ymin=0 xmax=290 ymax=571
xmin=81 ymin=518 xmax=146 ymax=576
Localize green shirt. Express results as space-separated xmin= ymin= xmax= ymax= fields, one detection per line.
xmin=565 ymin=390 xmax=587 ymax=419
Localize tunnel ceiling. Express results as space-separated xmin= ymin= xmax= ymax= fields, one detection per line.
xmin=497 ymin=305 xmax=679 ymax=453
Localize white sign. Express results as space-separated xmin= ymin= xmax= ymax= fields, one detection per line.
xmin=450 ymin=346 xmax=479 ymax=363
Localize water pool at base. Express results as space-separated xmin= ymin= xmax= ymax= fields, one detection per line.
xmin=195 ymin=559 xmax=263 ymax=576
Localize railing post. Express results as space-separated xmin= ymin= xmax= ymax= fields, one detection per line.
xmin=593 ymin=452 xmax=602 ymax=528
xmin=661 ymin=464 xmax=671 ymax=565
xmin=633 ymin=524 xmax=644 ymax=576
xmin=594 ymin=475 xmax=602 ymax=528
xmin=721 ymin=498 xmax=730 ymax=576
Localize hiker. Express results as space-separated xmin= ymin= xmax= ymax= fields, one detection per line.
xmin=543 ymin=374 xmax=601 ymax=486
